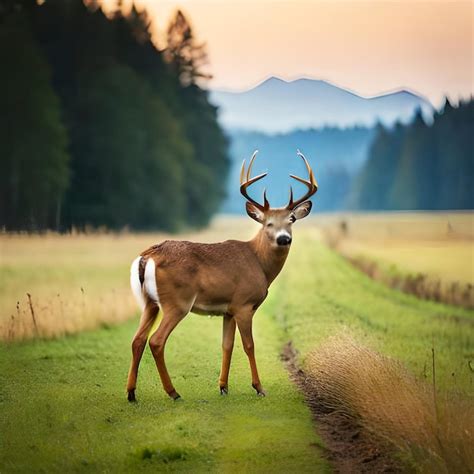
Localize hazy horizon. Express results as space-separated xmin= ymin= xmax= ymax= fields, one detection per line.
xmin=99 ymin=0 xmax=473 ymax=108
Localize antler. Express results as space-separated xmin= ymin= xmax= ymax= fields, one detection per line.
xmin=240 ymin=150 xmax=270 ymax=211
xmin=287 ymin=150 xmax=318 ymax=209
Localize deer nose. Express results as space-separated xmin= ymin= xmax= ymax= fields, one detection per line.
xmin=276 ymin=234 xmax=292 ymax=246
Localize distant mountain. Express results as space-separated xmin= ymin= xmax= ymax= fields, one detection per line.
xmin=210 ymin=77 xmax=434 ymax=133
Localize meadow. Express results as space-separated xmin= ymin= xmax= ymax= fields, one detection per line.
xmin=1 ymin=215 xmax=473 ymax=472
xmin=319 ymin=212 xmax=474 ymax=309
xmin=319 ymin=212 xmax=473 ymax=283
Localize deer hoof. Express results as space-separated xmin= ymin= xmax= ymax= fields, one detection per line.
xmin=168 ymin=390 xmax=181 ymax=401
xmin=220 ymin=386 xmax=228 ymax=395
xmin=252 ymin=383 xmax=266 ymax=397
xmin=127 ymin=389 xmax=136 ymax=402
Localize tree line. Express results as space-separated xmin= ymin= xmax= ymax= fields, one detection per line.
xmin=0 ymin=0 xmax=229 ymax=231
xmin=349 ymin=99 xmax=473 ymax=211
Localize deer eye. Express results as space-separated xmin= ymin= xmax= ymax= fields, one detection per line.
xmin=266 ymin=222 xmax=274 ymax=228
xmin=289 ymin=215 xmax=296 ymax=223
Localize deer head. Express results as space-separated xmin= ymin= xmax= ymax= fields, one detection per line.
xmin=240 ymin=150 xmax=318 ymax=248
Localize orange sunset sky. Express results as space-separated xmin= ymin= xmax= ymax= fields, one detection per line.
xmin=102 ymin=0 xmax=473 ymax=107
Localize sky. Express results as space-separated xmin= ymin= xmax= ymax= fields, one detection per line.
xmin=102 ymin=0 xmax=473 ymax=107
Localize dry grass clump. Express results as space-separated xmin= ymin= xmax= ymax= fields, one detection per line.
xmin=305 ymin=334 xmax=474 ymax=473
xmin=1 ymin=288 xmax=135 ymax=341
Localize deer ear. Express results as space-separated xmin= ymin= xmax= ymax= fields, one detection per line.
xmin=246 ymin=202 xmax=265 ymax=223
xmin=293 ymin=201 xmax=312 ymax=220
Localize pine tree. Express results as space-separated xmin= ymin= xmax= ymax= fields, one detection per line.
xmin=163 ymin=9 xmax=229 ymax=226
xmin=164 ymin=10 xmax=211 ymax=87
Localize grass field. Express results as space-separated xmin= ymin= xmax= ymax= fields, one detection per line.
xmin=1 ymin=216 xmax=473 ymax=472
xmin=318 ymin=212 xmax=474 ymax=285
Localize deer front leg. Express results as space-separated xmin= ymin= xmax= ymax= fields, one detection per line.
xmin=149 ymin=307 xmax=187 ymax=400
xmin=219 ymin=314 xmax=236 ymax=395
xmin=235 ymin=311 xmax=266 ymax=396
xmin=126 ymin=302 xmax=159 ymax=402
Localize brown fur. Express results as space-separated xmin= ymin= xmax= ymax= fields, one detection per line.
xmin=126 ymin=193 xmax=313 ymax=401
xmin=140 ymin=236 xmax=288 ymax=316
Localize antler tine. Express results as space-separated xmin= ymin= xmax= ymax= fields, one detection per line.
xmin=240 ymin=159 xmax=246 ymax=185
xmin=296 ymin=149 xmax=317 ymax=186
xmin=287 ymin=150 xmax=318 ymax=209
xmin=246 ymin=150 xmax=259 ymax=182
xmin=240 ymin=150 xmax=270 ymax=210
xmin=263 ymin=188 xmax=270 ymax=209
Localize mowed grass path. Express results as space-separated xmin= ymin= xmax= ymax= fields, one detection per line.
xmin=0 ymin=295 xmax=328 ymax=472
xmin=1 ymin=226 xmax=473 ymax=472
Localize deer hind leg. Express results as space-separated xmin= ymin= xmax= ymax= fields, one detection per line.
xmin=235 ymin=311 xmax=265 ymax=396
xmin=126 ymin=301 xmax=159 ymax=402
xmin=219 ymin=314 xmax=236 ymax=395
xmin=148 ymin=305 xmax=188 ymax=400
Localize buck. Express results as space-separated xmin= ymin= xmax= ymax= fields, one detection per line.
xmin=126 ymin=150 xmax=318 ymax=401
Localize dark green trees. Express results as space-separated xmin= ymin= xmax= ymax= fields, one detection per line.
xmin=164 ymin=10 xmax=229 ymax=227
xmin=0 ymin=1 xmax=229 ymax=231
xmin=349 ymin=123 xmax=404 ymax=210
xmin=351 ymin=100 xmax=473 ymax=211
xmin=0 ymin=14 xmax=69 ymax=230
xmin=65 ymin=65 xmax=190 ymax=230
xmin=434 ymin=100 xmax=473 ymax=209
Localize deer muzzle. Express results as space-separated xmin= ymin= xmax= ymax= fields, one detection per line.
xmin=276 ymin=232 xmax=292 ymax=246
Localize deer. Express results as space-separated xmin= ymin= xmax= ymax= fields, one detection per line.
xmin=126 ymin=150 xmax=318 ymax=402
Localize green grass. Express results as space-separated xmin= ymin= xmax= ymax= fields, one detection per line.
xmin=1 ymin=227 xmax=473 ymax=472
xmin=0 ymin=301 xmax=329 ymax=473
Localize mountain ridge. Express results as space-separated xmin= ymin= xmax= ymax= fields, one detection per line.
xmin=212 ymin=76 xmax=429 ymax=101
xmin=209 ymin=76 xmax=434 ymax=133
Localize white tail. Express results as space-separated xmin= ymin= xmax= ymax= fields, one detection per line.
xmin=130 ymin=257 xmax=161 ymax=311
xmin=144 ymin=258 xmax=160 ymax=305
xmin=130 ymin=256 xmax=145 ymax=310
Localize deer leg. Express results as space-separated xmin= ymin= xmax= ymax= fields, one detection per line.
xmin=148 ymin=308 xmax=187 ymax=400
xmin=126 ymin=302 xmax=159 ymax=402
xmin=235 ymin=312 xmax=266 ymax=396
xmin=219 ymin=314 xmax=236 ymax=395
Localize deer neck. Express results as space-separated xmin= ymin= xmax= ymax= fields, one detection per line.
xmin=249 ymin=229 xmax=290 ymax=286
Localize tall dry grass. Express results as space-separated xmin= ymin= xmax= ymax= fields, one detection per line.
xmin=1 ymin=287 xmax=135 ymax=341
xmin=305 ymin=334 xmax=474 ymax=473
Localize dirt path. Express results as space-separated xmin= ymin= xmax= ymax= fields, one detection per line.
xmin=281 ymin=342 xmax=404 ymax=474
